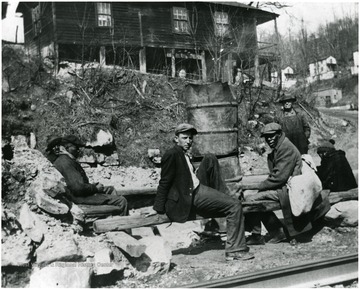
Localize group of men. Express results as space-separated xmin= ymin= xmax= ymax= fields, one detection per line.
xmin=48 ymin=92 xmax=356 ymax=262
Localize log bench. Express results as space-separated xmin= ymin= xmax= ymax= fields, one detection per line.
xmin=91 ymin=188 xmax=358 ymax=233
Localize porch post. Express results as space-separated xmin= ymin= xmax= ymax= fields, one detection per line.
xmin=171 ymin=49 xmax=176 ymax=77
xmin=253 ymin=17 xmax=260 ymax=87
xmin=201 ymin=50 xmax=207 ymax=82
xmin=139 ymin=48 xmax=146 ymax=73
xmin=100 ymin=46 xmax=106 ymax=66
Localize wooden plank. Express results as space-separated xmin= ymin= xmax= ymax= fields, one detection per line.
xmin=78 ymin=204 xmax=123 ymax=218
xmin=92 ymin=189 xmax=358 ymax=233
xmin=107 ymin=231 xmax=146 ymax=257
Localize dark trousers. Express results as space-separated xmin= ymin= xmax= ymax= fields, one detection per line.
xmin=71 ymin=186 xmax=128 ymax=216
xmin=192 ymin=154 xmax=248 ymax=253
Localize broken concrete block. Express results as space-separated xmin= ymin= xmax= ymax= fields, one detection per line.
xmin=18 ymin=203 xmax=46 ymax=243
xmin=36 ymin=237 xmax=85 ymax=267
xmin=70 ymin=203 xmax=85 ymax=223
xmin=11 ymin=135 xmax=29 ymax=151
xmin=103 ymin=153 xmax=119 ymax=166
xmin=29 ymin=263 xmax=93 ymax=288
xmin=155 ymin=220 xmax=204 ymax=250
xmin=107 ymin=232 xmax=146 ymax=257
xmin=132 ymin=227 xmax=155 ymax=238
xmin=324 ymin=201 xmax=358 ymax=227
xmin=2 ymin=232 xmax=33 ymax=267
xmin=139 ymin=236 xmax=172 ymax=275
xmin=34 ymin=189 xmax=69 ymax=215
xmin=93 ymin=248 xmax=125 ymax=275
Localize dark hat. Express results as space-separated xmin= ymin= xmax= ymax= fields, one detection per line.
xmin=317 ymin=139 xmax=335 ymax=153
xmin=260 ymin=123 xmax=282 ymax=137
xmin=46 ymin=135 xmax=84 ymax=152
xmin=175 ymin=123 xmax=198 ymax=135
xmin=279 ymin=92 xmax=296 ymax=103
xmin=61 ymin=135 xmax=85 ymax=147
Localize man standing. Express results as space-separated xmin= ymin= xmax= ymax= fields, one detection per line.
xmin=152 ymin=123 xmax=254 ymax=261
xmin=277 ymin=93 xmax=311 ymax=154
xmin=238 ymin=123 xmax=330 ymax=245
xmin=47 ymin=135 xmax=128 ymax=215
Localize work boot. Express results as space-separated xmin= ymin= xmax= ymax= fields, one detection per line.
xmin=225 ymin=247 xmax=255 ymax=261
xmin=246 ymin=233 xmax=265 ymax=245
xmin=267 ymin=228 xmax=287 ymax=244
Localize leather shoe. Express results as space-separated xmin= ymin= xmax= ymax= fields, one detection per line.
xmin=225 ymin=248 xmax=254 ymax=261
xmin=246 ymin=234 xmax=265 ymax=245
xmin=267 ymin=230 xmax=287 ymax=244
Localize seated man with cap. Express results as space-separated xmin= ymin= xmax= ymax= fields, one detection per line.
xmin=276 ymin=92 xmax=311 ymax=154
xmin=316 ymin=139 xmax=357 ymax=192
xmin=150 ymin=123 xmax=254 ymax=261
xmin=46 ymin=135 xmax=128 ymax=215
xmin=237 ymin=123 xmax=330 ymax=245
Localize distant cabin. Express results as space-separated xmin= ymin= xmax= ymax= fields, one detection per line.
xmin=271 ymin=66 xmax=297 ymax=88
xmin=307 ymin=56 xmax=337 ymax=83
xmin=351 ymin=51 xmax=358 ymax=76
xmin=313 ymin=88 xmax=342 ymax=108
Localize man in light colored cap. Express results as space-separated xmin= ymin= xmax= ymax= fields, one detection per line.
xmin=151 ymin=123 xmax=254 ymax=261
xmin=47 ymin=135 xmax=128 ymax=216
xmin=237 ymin=122 xmax=330 ymax=245
xmin=276 ymin=92 xmax=311 ymax=154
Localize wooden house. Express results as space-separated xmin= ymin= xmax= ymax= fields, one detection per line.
xmin=307 ymin=56 xmax=337 ymax=83
xmin=16 ymin=2 xmax=278 ymax=82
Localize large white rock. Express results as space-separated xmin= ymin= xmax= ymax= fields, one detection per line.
xmin=155 ymin=220 xmax=204 ymax=250
xmin=324 ymin=201 xmax=358 ymax=227
xmin=135 ymin=236 xmax=172 ymax=275
xmin=29 ymin=263 xmax=93 ymax=288
xmin=93 ymin=248 xmax=125 ymax=275
xmin=86 ymin=129 xmax=113 ymax=147
xmin=18 ymin=203 xmax=46 ymax=243
xmin=2 ymin=232 xmax=33 ymax=267
xmin=36 ymin=237 xmax=85 ymax=266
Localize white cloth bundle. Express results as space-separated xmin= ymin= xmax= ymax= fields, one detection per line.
xmin=287 ymin=154 xmax=323 ymax=216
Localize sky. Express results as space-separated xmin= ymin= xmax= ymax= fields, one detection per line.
xmin=1 ymin=1 xmax=359 ymax=43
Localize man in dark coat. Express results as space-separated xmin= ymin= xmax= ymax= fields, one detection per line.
xmin=152 ymin=123 xmax=254 ymax=261
xmin=316 ymin=139 xmax=357 ymax=192
xmin=237 ymin=123 xmax=330 ymax=245
xmin=47 ymin=135 xmax=128 ymax=215
xmin=276 ymin=93 xmax=311 ymax=154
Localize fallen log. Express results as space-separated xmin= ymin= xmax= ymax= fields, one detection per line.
xmin=92 ymin=188 xmax=357 ymax=233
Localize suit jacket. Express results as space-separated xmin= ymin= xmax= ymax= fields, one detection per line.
xmin=153 ymin=145 xmax=195 ymax=222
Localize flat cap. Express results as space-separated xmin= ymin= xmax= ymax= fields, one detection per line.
xmin=279 ymin=92 xmax=296 ymax=103
xmin=175 ymin=123 xmax=198 ymax=135
xmin=260 ymin=123 xmax=282 ymax=136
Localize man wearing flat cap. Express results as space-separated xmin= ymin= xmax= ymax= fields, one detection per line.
xmin=152 ymin=123 xmax=254 ymax=261
xmin=46 ymin=135 xmax=128 ymax=214
xmin=276 ymin=92 xmax=311 ymax=154
xmin=237 ymin=123 xmax=330 ymax=245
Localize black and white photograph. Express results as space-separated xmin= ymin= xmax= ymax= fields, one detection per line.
xmin=1 ymin=1 xmax=358 ymax=287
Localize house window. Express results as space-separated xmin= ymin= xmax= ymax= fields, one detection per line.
xmin=96 ymin=3 xmax=112 ymax=27
xmin=214 ymin=12 xmax=229 ymax=36
xmin=172 ymin=7 xmax=189 ymax=34
xmin=32 ymin=5 xmax=41 ymax=36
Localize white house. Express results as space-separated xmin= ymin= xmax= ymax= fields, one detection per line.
xmin=307 ymin=56 xmax=337 ymax=83
xmin=313 ymin=88 xmax=342 ymax=107
xmin=271 ymin=66 xmax=297 ymax=88
xmin=351 ymin=51 xmax=358 ymax=75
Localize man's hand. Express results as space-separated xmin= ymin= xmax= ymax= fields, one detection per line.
xmin=142 ymin=207 xmax=164 ymax=218
xmin=234 ymin=182 xmax=259 ymax=193
xmin=95 ymin=183 xmax=105 ymax=193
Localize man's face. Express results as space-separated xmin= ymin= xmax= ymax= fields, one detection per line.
xmin=175 ymin=131 xmax=193 ymax=152
xmin=66 ymin=143 xmax=80 ymax=158
xmin=283 ymin=101 xmax=293 ymax=110
xmin=264 ymin=132 xmax=280 ymax=149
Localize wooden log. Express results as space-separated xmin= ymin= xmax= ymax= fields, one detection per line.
xmin=92 ymin=189 xmax=358 ymax=233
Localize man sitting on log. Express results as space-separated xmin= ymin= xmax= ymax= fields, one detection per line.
xmin=316 ymin=139 xmax=357 ymax=192
xmin=149 ymin=123 xmax=254 ymax=261
xmin=237 ymin=123 xmax=330 ymax=245
xmin=46 ymin=135 xmax=128 ymax=215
